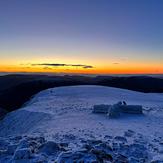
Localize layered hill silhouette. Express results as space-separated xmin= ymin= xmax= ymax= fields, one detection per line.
xmin=0 ymin=74 xmax=163 ymax=112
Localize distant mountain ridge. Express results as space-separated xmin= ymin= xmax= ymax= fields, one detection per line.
xmin=0 ymin=74 xmax=163 ymax=112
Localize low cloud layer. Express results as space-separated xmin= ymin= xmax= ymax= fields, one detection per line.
xmin=31 ymin=63 xmax=94 ymax=69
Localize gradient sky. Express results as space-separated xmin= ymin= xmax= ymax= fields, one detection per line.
xmin=0 ymin=0 xmax=163 ymax=74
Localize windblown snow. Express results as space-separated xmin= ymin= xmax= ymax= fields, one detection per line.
xmin=0 ymin=85 xmax=163 ymax=162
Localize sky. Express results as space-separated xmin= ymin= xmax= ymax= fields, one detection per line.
xmin=0 ymin=0 xmax=163 ymax=74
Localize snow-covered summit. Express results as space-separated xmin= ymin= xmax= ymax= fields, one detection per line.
xmin=0 ymin=85 xmax=163 ymax=162
xmin=1 ymin=85 xmax=163 ymax=138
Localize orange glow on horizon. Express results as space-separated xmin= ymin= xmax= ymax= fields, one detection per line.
xmin=0 ymin=64 xmax=162 ymax=75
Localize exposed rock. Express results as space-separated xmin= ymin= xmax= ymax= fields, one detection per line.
xmin=7 ymin=144 xmax=18 ymax=155
xmin=104 ymin=135 xmax=113 ymax=140
xmin=32 ymin=154 xmax=48 ymax=163
xmin=62 ymin=134 xmax=76 ymax=140
xmin=13 ymin=148 xmax=31 ymax=160
xmin=151 ymin=155 xmax=163 ymax=163
xmin=59 ymin=142 xmax=69 ymax=148
xmin=151 ymin=161 xmax=163 ymax=163
xmin=0 ymin=138 xmax=9 ymax=150
xmin=124 ymin=130 xmax=135 ymax=137
xmin=113 ymin=154 xmax=128 ymax=163
xmin=90 ymin=148 xmax=113 ymax=161
xmin=87 ymin=139 xmax=103 ymax=145
xmin=18 ymin=138 xmax=30 ymax=149
xmin=118 ymin=144 xmax=130 ymax=157
xmin=56 ymin=151 xmax=98 ymax=162
xmin=0 ymin=134 xmax=159 ymax=162
xmin=38 ymin=141 xmax=60 ymax=155
xmin=0 ymin=149 xmax=7 ymax=155
xmin=129 ymin=157 xmax=140 ymax=163
xmin=114 ymin=136 xmax=127 ymax=143
xmin=128 ymin=143 xmax=148 ymax=160
xmin=28 ymin=136 xmax=45 ymax=145
xmin=158 ymin=147 xmax=163 ymax=154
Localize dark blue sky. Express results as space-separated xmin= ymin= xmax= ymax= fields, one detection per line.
xmin=0 ymin=0 xmax=163 ymax=73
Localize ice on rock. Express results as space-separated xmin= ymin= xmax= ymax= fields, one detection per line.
xmin=128 ymin=143 xmax=148 ymax=160
xmin=0 ymin=134 xmax=161 ymax=162
xmin=124 ymin=130 xmax=135 ymax=137
xmin=114 ymin=136 xmax=127 ymax=143
xmin=107 ymin=102 xmax=122 ymax=118
xmin=151 ymin=155 xmax=163 ymax=163
xmin=93 ymin=104 xmax=111 ymax=114
xmin=18 ymin=139 xmax=30 ymax=149
xmin=13 ymin=148 xmax=31 ymax=160
xmin=0 ymin=138 xmax=9 ymax=150
xmin=158 ymin=147 xmax=163 ymax=154
xmin=121 ymin=105 xmax=143 ymax=114
xmin=56 ymin=151 xmax=98 ymax=163
xmin=32 ymin=154 xmax=48 ymax=163
xmin=38 ymin=141 xmax=60 ymax=155
xmin=7 ymin=144 xmax=18 ymax=155
xmin=113 ymin=154 xmax=128 ymax=163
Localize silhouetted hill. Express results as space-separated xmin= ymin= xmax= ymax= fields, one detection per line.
xmin=0 ymin=74 xmax=163 ymax=111
xmin=95 ymin=76 xmax=163 ymax=93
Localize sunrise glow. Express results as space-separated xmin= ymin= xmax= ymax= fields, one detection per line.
xmin=0 ymin=0 xmax=163 ymax=74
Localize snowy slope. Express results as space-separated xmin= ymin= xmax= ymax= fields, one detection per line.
xmin=1 ymin=85 xmax=163 ymax=138
xmin=0 ymin=85 xmax=163 ymax=162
